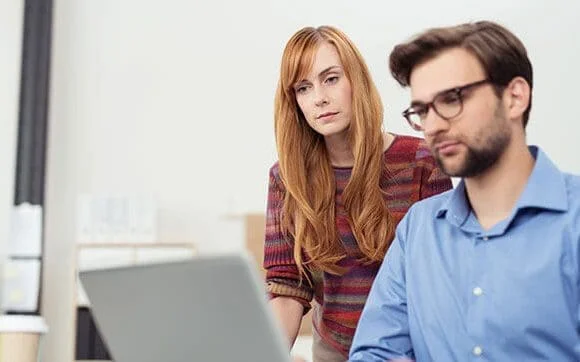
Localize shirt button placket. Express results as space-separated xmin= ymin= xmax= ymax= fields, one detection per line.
xmin=470 ymin=234 xmax=487 ymax=360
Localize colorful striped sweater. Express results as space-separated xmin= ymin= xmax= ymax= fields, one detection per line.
xmin=264 ymin=135 xmax=453 ymax=357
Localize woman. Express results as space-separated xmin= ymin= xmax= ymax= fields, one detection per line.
xmin=264 ymin=25 xmax=452 ymax=361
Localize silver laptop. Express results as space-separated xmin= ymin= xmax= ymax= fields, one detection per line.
xmin=79 ymin=252 xmax=292 ymax=362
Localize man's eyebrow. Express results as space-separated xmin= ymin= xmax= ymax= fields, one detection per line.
xmin=410 ymin=100 xmax=427 ymax=108
xmin=409 ymin=85 xmax=458 ymax=107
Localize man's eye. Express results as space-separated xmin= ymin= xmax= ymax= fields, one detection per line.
xmin=439 ymin=92 xmax=461 ymax=104
xmin=414 ymin=105 xmax=428 ymax=115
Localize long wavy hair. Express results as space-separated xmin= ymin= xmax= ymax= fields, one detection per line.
xmin=274 ymin=26 xmax=395 ymax=276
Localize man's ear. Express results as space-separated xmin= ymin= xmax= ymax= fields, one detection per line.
xmin=503 ymin=76 xmax=531 ymax=123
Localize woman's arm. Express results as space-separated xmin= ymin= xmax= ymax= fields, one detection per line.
xmin=263 ymin=166 xmax=313 ymax=348
xmin=270 ymin=296 xmax=305 ymax=348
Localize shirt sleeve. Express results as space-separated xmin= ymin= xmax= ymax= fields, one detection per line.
xmin=263 ymin=165 xmax=313 ymax=312
xmin=348 ymin=209 xmax=415 ymax=362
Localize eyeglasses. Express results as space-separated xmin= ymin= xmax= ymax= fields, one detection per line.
xmin=402 ymin=79 xmax=491 ymax=131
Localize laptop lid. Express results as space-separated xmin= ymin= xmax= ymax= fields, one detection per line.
xmin=79 ymin=252 xmax=291 ymax=362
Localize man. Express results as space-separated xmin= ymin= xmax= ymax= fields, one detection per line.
xmin=349 ymin=21 xmax=580 ymax=361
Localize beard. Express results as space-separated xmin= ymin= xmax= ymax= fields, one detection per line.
xmin=435 ymin=107 xmax=511 ymax=178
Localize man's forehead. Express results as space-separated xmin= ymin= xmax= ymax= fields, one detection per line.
xmin=409 ymin=48 xmax=485 ymax=101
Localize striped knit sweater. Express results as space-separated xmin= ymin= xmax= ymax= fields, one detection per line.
xmin=264 ymin=135 xmax=453 ymax=357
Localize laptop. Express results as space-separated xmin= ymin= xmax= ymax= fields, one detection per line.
xmin=79 ymin=252 xmax=292 ymax=362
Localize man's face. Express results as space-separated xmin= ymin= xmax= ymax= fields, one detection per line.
xmin=409 ymin=47 xmax=512 ymax=178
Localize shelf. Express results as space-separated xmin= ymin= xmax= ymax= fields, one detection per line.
xmin=77 ymin=242 xmax=194 ymax=249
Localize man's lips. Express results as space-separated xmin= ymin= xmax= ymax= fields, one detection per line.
xmin=435 ymin=140 xmax=461 ymax=154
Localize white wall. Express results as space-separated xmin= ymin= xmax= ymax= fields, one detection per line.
xmin=0 ymin=0 xmax=24 ymax=295
xmin=44 ymin=0 xmax=580 ymax=361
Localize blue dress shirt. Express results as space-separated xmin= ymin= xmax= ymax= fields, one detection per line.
xmin=349 ymin=146 xmax=580 ymax=362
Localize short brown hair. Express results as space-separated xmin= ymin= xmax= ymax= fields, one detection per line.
xmin=389 ymin=21 xmax=533 ymax=127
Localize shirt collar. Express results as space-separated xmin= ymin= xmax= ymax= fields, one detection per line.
xmin=436 ymin=146 xmax=568 ymax=227
xmin=515 ymin=146 xmax=568 ymax=211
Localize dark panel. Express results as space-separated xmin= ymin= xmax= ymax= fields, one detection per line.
xmin=15 ymin=0 xmax=53 ymax=205
xmin=75 ymin=307 xmax=92 ymax=360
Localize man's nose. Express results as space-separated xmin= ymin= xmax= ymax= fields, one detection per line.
xmin=423 ymin=108 xmax=450 ymax=137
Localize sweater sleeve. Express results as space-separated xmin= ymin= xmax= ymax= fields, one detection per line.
xmin=415 ymin=142 xmax=453 ymax=199
xmin=263 ymin=165 xmax=313 ymax=312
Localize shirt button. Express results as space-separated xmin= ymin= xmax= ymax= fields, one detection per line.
xmin=473 ymin=287 xmax=483 ymax=296
xmin=473 ymin=345 xmax=483 ymax=356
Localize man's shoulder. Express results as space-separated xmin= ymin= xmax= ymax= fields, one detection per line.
xmin=563 ymin=172 xmax=580 ymax=211
xmin=564 ymin=172 xmax=580 ymax=195
xmin=408 ymin=188 xmax=455 ymax=218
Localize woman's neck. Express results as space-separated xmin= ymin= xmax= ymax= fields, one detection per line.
xmin=325 ymin=132 xmax=394 ymax=168
xmin=325 ymin=131 xmax=354 ymax=168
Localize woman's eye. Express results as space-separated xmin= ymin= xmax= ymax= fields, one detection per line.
xmin=325 ymin=76 xmax=339 ymax=84
xmin=295 ymin=85 xmax=309 ymax=94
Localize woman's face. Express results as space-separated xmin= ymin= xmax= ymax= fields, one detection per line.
xmin=293 ymin=42 xmax=353 ymax=140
